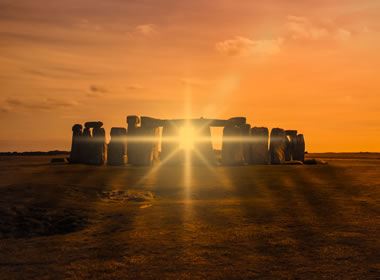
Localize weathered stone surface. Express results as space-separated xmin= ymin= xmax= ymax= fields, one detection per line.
xmin=130 ymin=127 xmax=160 ymax=166
xmin=70 ymin=124 xmax=83 ymax=163
xmin=304 ymin=158 xmax=327 ymax=165
xmin=107 ymin=127 xmax=127 ymax=165
xmin=141 ymin=116 xmax=163 ymax=128
xmin=285 ymin=136 xmax=292 ymax=161
xmin=242 ymin=124 xmax=251 ymax=164
xmin=269 ymin=128 xmax=287 ymax=164
xmin=126 ymin=116 xmax=141 ymax=164
xmin=221 ymin=124 xmax=244 ymax=165
xmin=84 ymin=121 xmax=103 ymax=129
xmin=284 ymin=160 xmax=304 ymax=165
xmin=81 ymin=127 xmax=92 ymax=164
xmin=91 ymin=127 xmax=106 ymax=165
xmin=293 ymin=134 xmax=305 ymax=162
xmin=140 ymin=116 xmax=161 ymax=164
xmin=161 ymin=122 xmax=181 ymax=165
xmin=250 ymin=127 xmax=269 ymax=165
xmin=72 ymin=124 xmax=83 ymax=132
xmin=228 ymin=117 xmax=246 ymax=127
xmin=126 ymin=116 xmax=140 ymax=127
xmin=193 ymin=125 xmax=215 ymax=165
xmin=285 ymin=130 xmax=298 ymax=136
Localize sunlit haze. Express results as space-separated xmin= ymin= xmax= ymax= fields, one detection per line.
xmin=0 ymin=0 xmax=379 ymax=152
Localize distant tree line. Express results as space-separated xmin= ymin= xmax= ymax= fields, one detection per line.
xmin=0 ymin=151 xmax=70 ymax=156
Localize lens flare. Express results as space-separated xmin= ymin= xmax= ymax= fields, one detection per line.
xmin=178 ymin=125 xmax=196 ymax=150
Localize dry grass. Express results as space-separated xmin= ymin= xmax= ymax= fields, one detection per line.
xmin=0 ymin=154 xmax=379 ymax=279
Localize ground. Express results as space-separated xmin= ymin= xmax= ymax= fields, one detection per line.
xmin=0 ymin=154 xmax=379 ymax=279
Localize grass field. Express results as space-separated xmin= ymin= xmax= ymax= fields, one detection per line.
xmin=0 ymin=154 xmax=379 ymax=279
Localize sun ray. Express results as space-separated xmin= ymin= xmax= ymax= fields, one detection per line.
xmin=134 ymin=147 xmax=182 ymax=187
xmin=192 ymin=148 xmax=235 ymax=190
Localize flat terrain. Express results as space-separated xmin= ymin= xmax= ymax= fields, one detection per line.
xmin=0 ymin=154 xmax=379 ymax=279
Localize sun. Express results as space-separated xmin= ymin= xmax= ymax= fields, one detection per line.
xmin=178 ymin=125 xmax=196 ymax=151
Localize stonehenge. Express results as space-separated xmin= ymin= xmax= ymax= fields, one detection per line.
xmin=221 ymin=118 xmax=246 ymax=165
xmin=269 ymin=128 xmax=287 ymax=164
xmin=107 ymin=127 xmax=127 ymax=165
xmin=70 ymin=124 xmax=83 ymax=163
xmin=85 ymin=121 xmax=103 ymax=129
xmin=69 ymin=116 xmax=306 ymax=166
xmin=250 ymin=127 xmax=270 ymax=165
xmin=91 ymin=127 xmax=106 ymax=165
xmin=293 ymin=134 xmax=305 ymax=162
xmin=242 ymin=124 xmax=251 ymax=164
xmin=69 ymin=121 xmax=106 ymax=165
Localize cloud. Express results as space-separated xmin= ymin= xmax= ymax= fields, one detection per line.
xmin=180 ymin=78 xmax=215 ymax=87
xmin=76 ymin=19 xmax=103 ymax=32
xmin=285 ymin=16 xmax=351 ymax=41
xmin=335 ymin=28 xmax=351 ymax=41
xmin=4 ymin=97 xmax=77 ymax=111
xmin=126 ymin=84 xmax=146 ymax=90
xmin=22 ymin=65 xmax=100 ymax=80
xmin=216 ymin=36 xmax=283 ymax=57
xmin=0 ymin=106 xmax=11 ymax=113
xmin=86 ymin=85 xmax=108 ymax=97
xmin=136 ymin=24 xmax=156 ymax=36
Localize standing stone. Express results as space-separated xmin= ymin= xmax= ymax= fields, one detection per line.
xmin=70 ymin=124 xmax=83 ymax=163
xmin=131 ymin=127 xmax=159 ymax=166
xmin=250 ymin=127 xmax=270 ymax=165
xmin=285 ymin=136 xmax=292 ymax=161
xmin=141 ymin=116 xmax=161 ymax=164
xmin=107 ymin=127 xmax=127 ymax=165
xmin=81 ymin=127 xmax=92 ymax=164
xmin=91 ymin=127 xmax=106 ymax=165
xmin=193 ymin=124 xmax=215 ymax=165
xmin=221 ymin=122 xmax=244 ymax=165
xmin=161 ymin=121 xmax=181 ymax=165
xmin=126 ymin=116 xmax=140 ymax=165
xmin=293 ymin=134 xmax=305 ymax=162
xmin=269 ymin=128 xmax=287 ymax=164
xmin=242 ymin=124 xmax=251 ymax=164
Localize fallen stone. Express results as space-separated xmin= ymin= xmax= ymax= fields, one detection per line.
xmin=51 ymin=158 xmax=67 ymax=164
xmin=304 ymin=158 xmax=327 ymax=165
xmin=283 ymin=160 xmax=304 ymax=165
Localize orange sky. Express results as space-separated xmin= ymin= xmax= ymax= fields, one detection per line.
xmin=0 ymin=0 xmax=379 ymax=152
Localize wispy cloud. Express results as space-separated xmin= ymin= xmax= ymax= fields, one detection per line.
xmin=136 ymin=24 xmax=157 ymax=36
xmin=126 ymin=84 xmax=146 ymax=90
xmin=86 ymin=85 xmax=108 ymax=97
xmin=285 ymin=16 xmax=351 ymax=41
xmin=216 ymin=36 xmax=283 ymax=57
xmin=3 ymin=97 xmax=78 ymax=111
